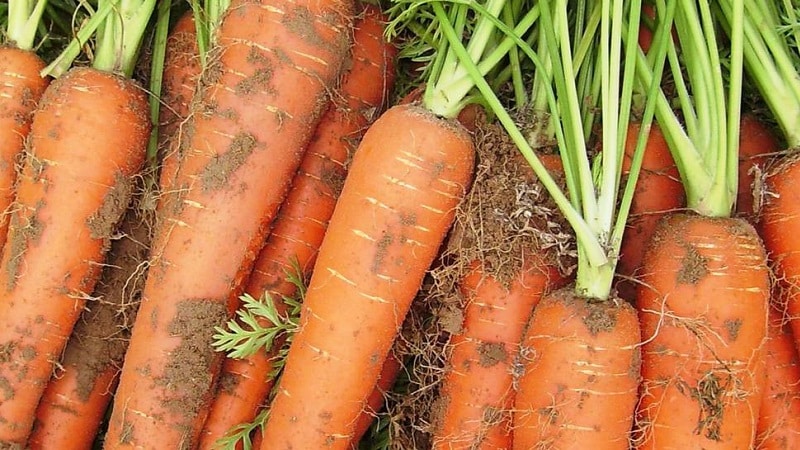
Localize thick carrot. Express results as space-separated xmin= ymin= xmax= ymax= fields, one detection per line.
xmin=634 ymin=213 xmax=769 ymax=449
xmin=755 ymin=306 xmax=800 ymax=449
xmin=616 ymin=122 xmax=684 ymax=301
xmin=197 ymin=6 xmax=396 ymax=447
xmin=0 ymin=47 xmax=49 ymax=250
xmin=0 ymin=67 xmax=149 ymax=444
xmin=256 ymin=103 xmax=475 ymax=449
xmin=735 ymin=113 xmax=780 ymax=220
xmin=27 ymin=203 xmax=151 ymax=450
xmin=103 ymin=1 xmax=354 ymax=447
xmin=433 ymin=257 xmax=565 ymax=449
xmin=512 ymin=288 xmax=641 ymax=450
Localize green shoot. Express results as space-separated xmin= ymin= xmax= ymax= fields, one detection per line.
xmin=5 ymin=0 xmax=49 ymax=50
xmin=213 ymin=407 xmax=269 ymax=450
xmin=716 ymin=0 xmax=800 ymax=148
xmin=634 ymin=0 xmax=743 ymax=218
xmin=41 ymin=0 xmax=157 ymax=78
xmin=145 ymin=0 xmax=172 ymax=171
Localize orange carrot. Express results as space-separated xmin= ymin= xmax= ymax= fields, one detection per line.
xmin=755 ymin=306 xmax=800 ymax=449
xmin=512 ymin=287 xmax=641 ymax=449
xmin=349 ymin=351 xmax=404 ymax=448
xmin=256 ymin=103 xmax=475 ymax=449
xmin=156 ymin=9 xmax=201 ymax=197
xmin=433 ymin=257 xmax=565 ymax=449
xmin=197 ymin=6 xmax=396 ymax=447
xmin=27 ymin=205 xmax=151 ymax=450
xmin=103 ymin=1 xmax=354 ymax=447
xmin=0 ymin=47 xmax=49 ymax=251
xmin=634 ymin=213 xmax=769 ymax=449
xmin=0 ymin=66 xmax=150 ymax=444
xmin=616 ymin=122 xmax=684 ymax=301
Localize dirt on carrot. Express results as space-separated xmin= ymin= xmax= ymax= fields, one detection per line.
xmin=381 ymin=117 xmax=573 ymax=447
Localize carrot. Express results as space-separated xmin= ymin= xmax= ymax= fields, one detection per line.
xmin=156 ymin=9 xmax=201 ymax=197
xmin=256 ymin=102 xmax=474 ymax=448
xmin=755 ymin=306 xmax=800 ymax=449
xmin=26 ymin=203 xmax=151 ymax=450
xmin=616 ymin=122 xmax=684 ymax=301
xmin=349 ymin=351 xmax=404 ymax=448
xmin=197 ymin=6 xmax=396 ymax=447
xmin=735 ymin=113 xmax=780 ymax=220
xmin=0 ymin=6 xmax=154 ymax=439
xmin=434 ymin=258 xmax=565 ymax=449
xmin=102 ymin=0 xmax=354 ymax=447
xmin=630 ymin=1 xmax=771 ymax=446
xmin=0 ymin=2 xmax=51 ymax=252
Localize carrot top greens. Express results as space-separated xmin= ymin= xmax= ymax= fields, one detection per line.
xmin=5 ymin=0 xmax=49 ymax=51
xmin=635 ymin=0 xmax=744 ymax=218
xmin=716 ymin=1 xmax=800 ymax=149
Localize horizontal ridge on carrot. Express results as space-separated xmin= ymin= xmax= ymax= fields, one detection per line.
xmin=198 ymin=5 xmax=397 ymax=447
xmin=103 ymin=0 xmax=354 ymax=447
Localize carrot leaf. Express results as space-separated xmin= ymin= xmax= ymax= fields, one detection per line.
xmin=211 ymin=291 xmax=301 ymax=360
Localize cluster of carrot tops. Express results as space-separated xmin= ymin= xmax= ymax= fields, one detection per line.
xmin=1 ymin=0 xmax=800 ymax=449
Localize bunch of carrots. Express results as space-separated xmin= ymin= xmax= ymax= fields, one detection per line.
xmin=3 ymin=0 xmax=800 ymax=449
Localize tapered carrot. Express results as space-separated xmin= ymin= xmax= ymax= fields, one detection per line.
xmin=0 ymin=64 xmax=150 ymax=444
xmin=103 ymin=1 xmax=354 ymax=447
xmin=27 ymin=204 xmax=151 ymax=450
xmin=349 ymin=351 xmax=404 ymax=448
xmin=434 ymin=257 xmax=565 ymax=449
xmin=157 ymin=9 xmax=201 ymax=197
xmin=755 ymin=306 xmax=800 ymax=449
xmin=0 ymin=2 xmax=51 ymax=251
xmin=634 ymin=214 xmax=769 ymax=449
xmin=616 ymin=122 xmax=684 ymax=301
xmin=197 ymin=6 xmax=396 ymax=447
xmin=257 ymin=103 xmax=475 ymax=449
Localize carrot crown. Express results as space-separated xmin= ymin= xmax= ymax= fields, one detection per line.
xmin=635 ymin=0 xmax=744 ymax=218
xmin=716 ymin=1 xmax=800 ymax=149
xmin=42 ymin=0 xmax=157 ymax=78
xmin=5 ymin=0 xmax=48 ymax=51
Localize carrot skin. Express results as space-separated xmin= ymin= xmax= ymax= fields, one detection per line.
xmin=512 ymin=288 xmax=641 ymax=450
xmin=634 ymin=213 xmax=769 ymax=449
xmin=0 ymin=67 xmax=149 ymax=444
xmin=258 ymin=103 xmax=475 ymax=449
xmin=197 ymin=6 xmax=396 ymax=447
xmin=349 ymin=351 xmax=404 ymax=448
xmin=0 ymin=47 xmax=49 ymax=251
xmin=755 ymin=306 xmax=800 ymax=449
xmin=433 ymin=257 xmax=565 ymax=449
xmin=103 ymin=1 xmax=354 ymax=447
xmin=156 ymin=10 xmax=201 ymax=199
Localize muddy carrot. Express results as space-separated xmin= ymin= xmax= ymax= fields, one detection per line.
xmin=0 ymin=1 xmax=154 ymax=443
xmin=349 ymin=352 xmax=404 ymax=448
xmin=198 ymin=6 xmax=396 ymax=447
xmin=0 ymin=1 xmax=51 ymax=251
xmin=735 ymin=113 xmax=780 ymax=220
xmin=102 ymin=0 xmax=354 ymax=447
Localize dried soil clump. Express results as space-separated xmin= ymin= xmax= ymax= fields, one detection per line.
xmin=381 ymin=117 xmax=574 ymax=447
